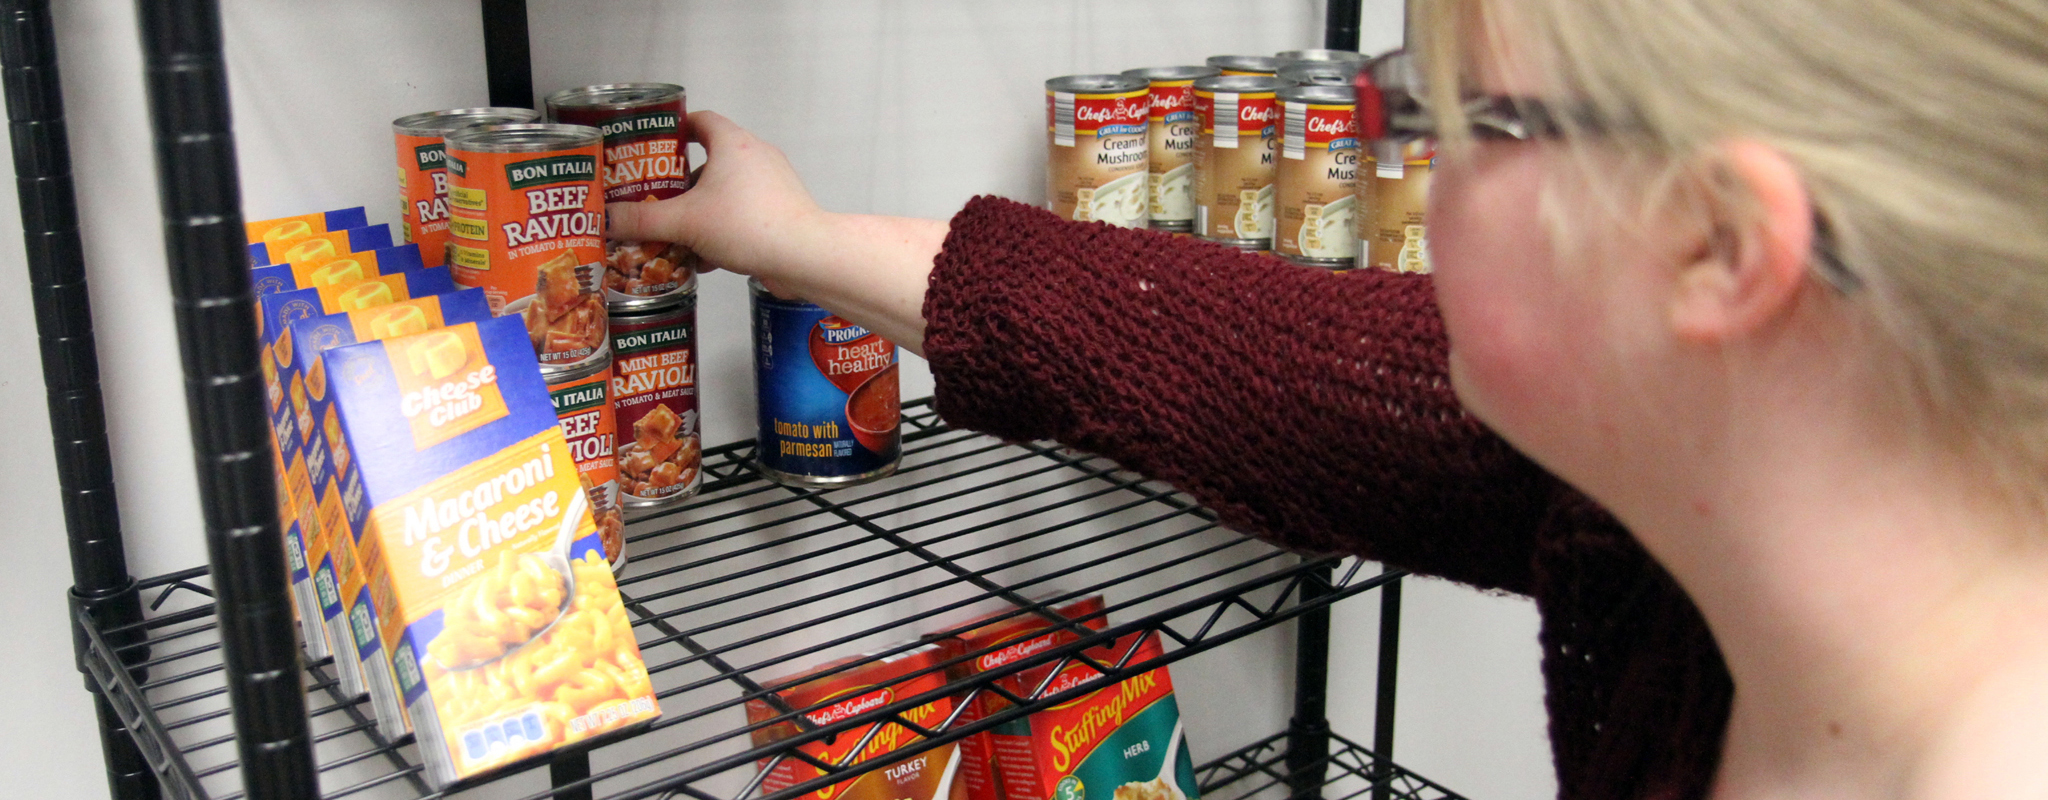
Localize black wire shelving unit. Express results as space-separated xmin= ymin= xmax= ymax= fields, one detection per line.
xmin=7 ymin=1 xmax=1468 ymax=799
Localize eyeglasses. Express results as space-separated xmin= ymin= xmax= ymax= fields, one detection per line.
xmin=1352 ymin=65 xmax=1860 ymax=292
xmin=1353 ymin=66 xmax=1606 ymax=143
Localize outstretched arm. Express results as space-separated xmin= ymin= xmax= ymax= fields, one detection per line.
xmin=921 ymin=197 xmax=1563 ymax=594
xmin=610 ymin=112 xmax=1565 ymax=594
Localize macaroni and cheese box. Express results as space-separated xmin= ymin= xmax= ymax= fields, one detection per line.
xmin=322 ymin=316 xmax=660 ymax=786
xmin=747 ymin=643 xmax=968 ymax=800
xmin=251 ymin=244 xmax=427 ymax=296
xmin=987 ymin=632 xmax=1196 ymax=800
xmin=940 ymin=595 xmax=1109 ymax=800
xmin=284 ymin=289 xmax=495 ymax=737
xmin=271 ymin=441 xmax=320 ymax=657
xmin=256 ymin=265 xmax=458 ymax=694
xmin=245 ymin=206 xmax=370 ymax=245
xmin=248 ymin=223 xmax=394 ymax=267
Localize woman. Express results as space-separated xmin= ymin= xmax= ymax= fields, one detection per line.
xmin=613 ymin=1 xmax=2048 ymax=797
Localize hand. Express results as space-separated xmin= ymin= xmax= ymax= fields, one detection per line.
xmin=606 ymin=111 xmax=828 ymax=288
xmin=609 ymin=109 xmax=949 ymax=354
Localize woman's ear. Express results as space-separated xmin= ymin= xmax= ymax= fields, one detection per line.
xmin=1668 ymin=140 xmax=1816 ymax=343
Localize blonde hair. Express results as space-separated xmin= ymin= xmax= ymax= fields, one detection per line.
xmin=1418 ymin=0 xmax=2048 ymax=484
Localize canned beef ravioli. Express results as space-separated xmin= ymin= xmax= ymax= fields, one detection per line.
xmin=547 ymin=356 xmax=626 ymax=570
xmin=609 ymin=287 xmax=701 ymax=507
xmin=392 ymin=108 xmax=542 ymax=268
xmin=442 ymin=123 xmax=609 ymax=370
xmin=545 ymin=83 xmax=696 ymax=308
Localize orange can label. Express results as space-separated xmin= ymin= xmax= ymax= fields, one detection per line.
xmin=548 ymin=364 xmax=625 ymax=568
xmin=396 ymin=133 xmax=455 ymax=267
xmin=443 ymin=141 xmax=609 ymax=370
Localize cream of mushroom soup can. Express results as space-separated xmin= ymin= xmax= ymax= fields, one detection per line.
xmin=1120 ymin=66 xmax=1219 ymax=233
xmin=1354 ymin=53 xmax=1435 ymax=273
xmin=1193 ymin=75 xmax=1284 ymax=250
xmin=1357 ymin=139 xmax=1436 ymax=273
xmin=1045 ymin=74 xmax=1151 ymax=229
xmin=1206 ymin=55 xmax=1281 ymax=77
xmin=1275 ymin=85 xmax=1361 ymax=267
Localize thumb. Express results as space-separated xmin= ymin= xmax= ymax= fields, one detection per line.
xmin=605 ymin=194 xmax=687 ymax=243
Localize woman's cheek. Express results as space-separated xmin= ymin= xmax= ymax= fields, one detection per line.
xmin=1428 ymin=158 xmax=1571 ymax=435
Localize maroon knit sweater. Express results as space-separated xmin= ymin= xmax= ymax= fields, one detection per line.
xmin=921 ymin=197 xmax=1732 ymax=800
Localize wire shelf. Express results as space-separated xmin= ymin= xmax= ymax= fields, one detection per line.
xmin=83 ymin=399 xmax=1429 ymax=800
xmin=1196 ymin=733 xmax=1467 ymax=800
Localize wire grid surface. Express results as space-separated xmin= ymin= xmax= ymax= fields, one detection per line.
xmin=1195 ymin=733 xmax=1468 ymax=800
xmin=105 ymin=399 xmax=1394 ymax=800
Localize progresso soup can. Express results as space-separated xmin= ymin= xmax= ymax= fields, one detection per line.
xmin=1120 ymin=66 xmax=1219 ymax=234
xmin=391 ymin=107 xmax=540 ymax=267
xmin=544 ymin=83 xmax=698 ymax=311
xmin=546 ymin=354 xmax=627 ymax=572
xmin=1045 ymin=74 xmax=1150 ymax=229
xmin=1275 ymin=84 xmax=1361 ymax=268
xmin=442 ymin=123 xmax=609 ymax=372
xmin=749 ymin=278 xmax=901 ymax=488
xmin=609 ymin=283 xmax=702 ymax=510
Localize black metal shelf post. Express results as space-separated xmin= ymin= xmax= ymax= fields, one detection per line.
xmin=133 ymin=0 xmax=317 ymax=797
xmin=0 ymin=1 xmax=154 ymax=797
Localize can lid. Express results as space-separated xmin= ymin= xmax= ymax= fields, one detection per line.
xmin=1044 ymin=74 xmax=1148 ymax=94
xmin=1205 ymin=55 xmax=1282 ymax=74
xmin=545 ymin=350 xmax=613 ymax=384
xmin=1119 ymin=66 xmax=1222 ymax=83
xmin=1279 ymin=62 xmax=1362 ymax=87
xmin=1193 ymin=75 xmax=1288 ymax=93
xmin=1275 ymin=49 xmax=1367 ymax=66
xmin=444 ymin=122 xmax=603 ymax=152
xmin=747 ymin=275 xmax=818 ymax=305
xmin=544 ymin=83 xmax=687 ymax=112
xmin=392 ymin=107 xmax=542 ymax=136
xmin=1278 ymin=84 xmax=1359 ymax=105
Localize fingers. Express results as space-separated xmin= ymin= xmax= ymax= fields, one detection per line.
xmin=605 ymin=195 xmax=685 ymax=242
xmin=686 ymin=110 xmax=742 ymax=147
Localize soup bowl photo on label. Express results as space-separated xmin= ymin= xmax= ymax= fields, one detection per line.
xmin=846 ymin=363 xmax=901 ymax=455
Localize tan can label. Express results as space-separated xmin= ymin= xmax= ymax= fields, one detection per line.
xmin=547 ymin=367 xmax=625 ymax=570
xmin=396 ymin=132 xmax=454 ymax=267
xmin=1046 ymin=87 xmax=1151 ymax=228
xmin=1141 ymin=79 xmax=1201 ymax=224
xmin=1356 ymin=142 xmax=1434 ymax=273
xmin=444 ymin=144 xmax=609 ymax=368
xmin=1193 ymin=88 xmax=1279 ymax=242
xmin=1276 ymin=99 xmax=1360 ymax=260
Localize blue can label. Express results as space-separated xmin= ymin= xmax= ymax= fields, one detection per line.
xmin=752 ymin=286 xmax=901 ymax=479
